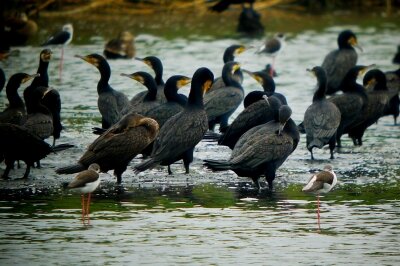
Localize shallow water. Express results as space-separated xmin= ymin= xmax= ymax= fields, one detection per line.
xmin=1 ymin=12 xmax=400 ymax=265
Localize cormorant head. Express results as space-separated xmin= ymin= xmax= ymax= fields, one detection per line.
xmin=40 ymin=49 xmax=52 ymax=62
xmin=224 ymin=44 xmax=246 ymax=63
xmin=136 ymin=56 xmax=163 ymax=73
xmin=243 ymin=70 xmax=275 ymax=95
xmin=75 ymin=53 xmax=106 ymax=68
xmin=192 ymin=67 xmax=214 ymax=94
xmin=121 ymin=71 xmax=154 ymax=85
xmin=165 ymin=75 xmax=191 ymax=91
xmin=223 ymin=61 xmax=241 ymax=76
xmin=363 ymin=69 xmax=387 ymax=91
xmin=8 ymin=73 xmax=40 ymax=88
xmin=338 ymin=30 xmax=362 ymax=51
xmin=307 ymin=66 xmax=327 ymax=82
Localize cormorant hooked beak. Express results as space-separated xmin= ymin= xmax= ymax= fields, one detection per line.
xmin=22 ymin=73 xmax=40 ymax=84
xmin=262 ymin=95 xmax=271 ymax=108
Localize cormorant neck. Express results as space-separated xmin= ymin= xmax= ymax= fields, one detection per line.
xmin=6 ymin=84 xmax=24 ymax=107
xmin=143 ymin=80 xmax=158 ymax=101
xmin=222 ymin=69 xmax=242 ymax=89
xmin=97 ymin=62 xmax=111 ymax=93
xmin=31 ymin=60 xmax=49 ymax=88
xmin=154 ymin=67 xmax=164 ymax=86
xmin=223 ymin=51 xmax=234 ymax=63
xmin=188 ymin=83 xmax=204 ymax=107
xmin=313 ymin=74 xmax=328 ymax=102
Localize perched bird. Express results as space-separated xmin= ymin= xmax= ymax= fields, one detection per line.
xmin=134 ymin=56 xmax=166 ymax=103
xmin=209 ymin=0 xmax=255 ymax=12
xmin=0 ymin=67 xmax=5 ymax=93
xmin=204 ymin=105 xmax=300 ymax=190
xmin=0 ymin=123 xmax=73 ymax=180
xmin=144 ymin=75 xmax=191 ymax=128
xmin=393 ymin=45 xmax=400 ymax=64
xmin=24 ymin=49 xmax=63 ymax=146
xmin=56 ymin=113 xmax=159 ymax=184
xmin=348 ymin=69 xmax=399 ymax=145
xmin=0 ymin=73 xmax=38 ymax=125
xmin=303 ymin=67 xmax=341 ymax=159
xmin=242 ymin=69 xmax=287 ymax=106
xmin=104 ymin=31 xmax=135 ymax=59
xmin=23 ymin=86 xmax=54 ymax=141
xmin=321 ymin=30 xmax=362 ymax=95
xmin=42 ymin=24 xmax=73 ymax=80
xmin=120 ymin=71 xmax=161 ymax=115
xmin=302 ymin=164 xmax=337 ymax=231
xmin=204 ymin=62 xmax=244 ymax=132
xmin=134 ymin=67 xmax=214 ymax=175
xmin=75 ymin=53 xmax=131 ymax=129
xmin=328 ymin=65 xmax=369 ymax=147
xmin=257 ymin=33 xmax=286 ymax=76
xmin=218 ymin=94 xmax=282 ymax=149
xmin=66 ymin=163 xmax=101 ymax=225
xmin=208 ymin=44 xmax=246 ymax=93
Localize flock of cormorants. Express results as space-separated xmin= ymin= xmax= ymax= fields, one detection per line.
xmin=0 ymin=27 xmax=399 ymax=193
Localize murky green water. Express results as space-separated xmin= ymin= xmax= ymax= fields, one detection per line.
xmin=1 ymin=10 xmax=400 ymax=265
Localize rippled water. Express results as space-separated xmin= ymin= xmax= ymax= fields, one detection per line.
xmin=0 ymin=15 xmax=400 ymax=265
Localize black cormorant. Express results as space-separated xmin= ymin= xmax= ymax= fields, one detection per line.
xmin=24 ymin=49 xmax=63 ymax=146
xmin=208 ymin=44 xmax=246 ymax=93
xmin=0 ymin=73 xmax=38 ymax=125
xmin=56 ymin=113 xmax=159 ymax=184
xmin=348 ymin=69 xmax=398 ymax=145
xmin=120 ymin=71 xmax=161 ymax=115
xmin=217 ymin=94 xmax=282 ymax=149
xmin=75 ymin=53 xmax=131 ymax=129
xmin=204 ymin=62 xmax=244 ymax=132
xmin=133 ymin=67 xmax=214 ymax=175
xmin=328 ymin=65 xmax=369 ymax=147
xmin=144 ymin=75 xmax=191 ymax=128
xmin=23 ymin=86 xmax=54 ymax=141
xmin=204 ymin=105 xmax=299 ymax=190
xmin=303 ymin=67 xmax=341 ymax=159
xmin=242 ymin=69 xmax=287 ymax=105
xmin=104 ymin=31 xmax=135 ymax=59
xmin=321 ymin=30 xmax=361 ymax=95
xmin=0 ymin=123 xmax=72 ymax=180
xmin=134 ymin=56 xmax=166 ymax=103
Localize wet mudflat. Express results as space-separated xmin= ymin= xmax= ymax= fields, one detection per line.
xmin=0 ymin=11 xmax=400 ymax=265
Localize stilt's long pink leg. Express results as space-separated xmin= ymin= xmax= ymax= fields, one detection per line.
xmin=86 ymin=193 xmax=91 ymax=225
xmin=317 ymin=194 xmax=321 ymax=231
xmin=81 ymin=194 xmax=85 ymax=224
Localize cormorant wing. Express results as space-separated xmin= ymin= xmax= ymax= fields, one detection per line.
xmin=204 ymin=87 xmax=244 ymax=119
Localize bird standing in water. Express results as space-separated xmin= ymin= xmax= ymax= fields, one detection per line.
xmin=321 ymin=30 xmax=362 ymax=95
xmin=42 ymin=24 xmax=73 ymax=80
xmin=134 ymin=67 xmax=214 ymax=175
xmin=75 ymin=53 xmax=131 ymax=129
xmin=302 ymin=165 xmax=337 ymax=231
xmin=257 ymin=33 xmax=286 ymax=76
xmin=303 ymin=67 xmax=341 ymax=159
xmin=66 ymin=163 xmax=101 ymax=225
